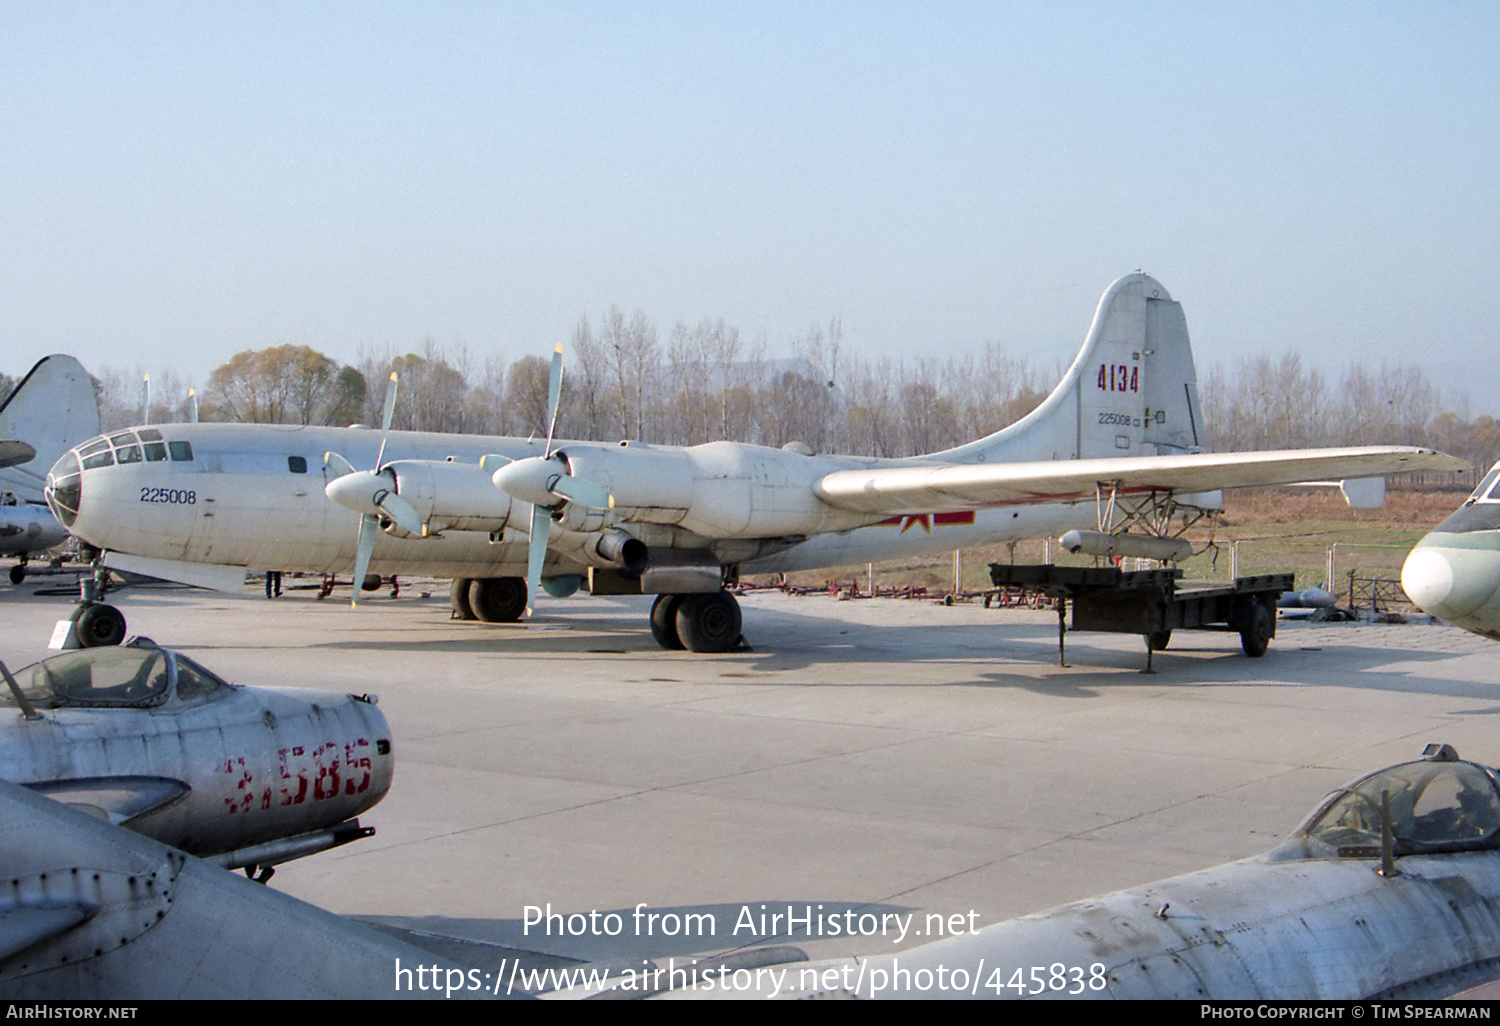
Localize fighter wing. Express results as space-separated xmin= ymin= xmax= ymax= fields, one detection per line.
xmin=814 ymin=446 xmax=1468 ymax=516
xmin=25 ymin=776 xmax=190 ymax=826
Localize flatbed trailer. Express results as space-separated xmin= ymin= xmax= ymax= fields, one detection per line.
xmin=987 ymin=563 xmax=1295 ymax=671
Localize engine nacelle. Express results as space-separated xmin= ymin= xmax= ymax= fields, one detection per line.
xmin=558 ymin=441 xmax=860 ymax=540
xmin=386 ymin=459 xmax=515 ymax=533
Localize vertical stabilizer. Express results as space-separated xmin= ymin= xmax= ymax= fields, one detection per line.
xmin=934 ymin=273 xmax=1204 ymax=464
xmin=0 ymin=356 xmax=101 ymax=501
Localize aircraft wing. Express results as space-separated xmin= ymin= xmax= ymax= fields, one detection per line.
xmin=25 ymin=776 xmax=190 ymax=826
xmin=814 ymin=446 xmax=1468 ymax=516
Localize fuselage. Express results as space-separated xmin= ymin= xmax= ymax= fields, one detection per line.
xmin=0 ymin=644 xmax=393 ymax=858
xmin=0 ymin=499 xmax=67 ymax=556
xmin=1402 ymin=462 xmax=1500 ymax=640
xmin=46 ymin=422 xmax=1101 ymax=582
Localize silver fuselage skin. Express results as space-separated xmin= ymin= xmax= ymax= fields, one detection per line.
xmin=45 ymin=422 xmax=1101 ymax=581
xmin=0 ymin=654 xmax=393 ymax=859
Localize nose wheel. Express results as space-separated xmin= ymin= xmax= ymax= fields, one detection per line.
xmin=67 ymin=557 xmax=127 ymax=647
xmin=75 ymin=603 xmax=127 ymax=647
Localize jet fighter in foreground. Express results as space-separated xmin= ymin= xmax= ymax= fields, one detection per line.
xmin=0 ymin=638 xmax=392 ymax=875
xmin=46 ymin=274 xmax=1465 ymax=651
xmin=0 ymin=777 xmax=494 ymax=1000
xmin=559 ymin=745 xmax=1500 ymax=1000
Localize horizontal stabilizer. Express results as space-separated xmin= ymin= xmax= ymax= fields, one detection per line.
xmin=0 ymin=440 xmax=37 ymax=470
xmin=815 ymin=446 xmax=1468 ymax=517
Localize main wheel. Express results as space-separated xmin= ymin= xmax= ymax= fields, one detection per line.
xmin=77 ymin=603 xmax=126 ymax=648
xmin=8 ymin=564 xmax=24 ymax=585
xmin=1240 ymin=602 xmax=1274 ymax=658
xmin=650 ymin=594 xmax=685 ymax=650
xmin=361 ymin=573 xmax=383 ymax=592
xmin=675 ymin=591 xmax=742 ymax=653
xmin=451 ymin=578 xmax=477 ymax=620
xmin=1147 ymin=630 xmax=1172 ymax=651
xmin=469 ymin=577 xmax=527 ymax=623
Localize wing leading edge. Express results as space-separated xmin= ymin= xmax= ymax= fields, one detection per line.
xmin=814 ymin=446 xmax=1469 ymax=516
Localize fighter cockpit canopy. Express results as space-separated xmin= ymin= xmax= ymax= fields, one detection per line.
xmin=2 ymin=640 xmax=234 ymax=710
xmin=1282 ymin=744 xmax=1500 ymax=860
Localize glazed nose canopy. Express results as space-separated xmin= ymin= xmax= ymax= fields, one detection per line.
xmin=45 ymin=451 xmax=82 ymax=528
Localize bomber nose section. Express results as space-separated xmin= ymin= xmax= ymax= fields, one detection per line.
xmin=1402 ymin=539 xmax=1500 ymax=627
xmin=44 ymin=450 xmax=83 ymax=529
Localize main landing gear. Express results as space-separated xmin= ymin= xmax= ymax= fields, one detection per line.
xmin=650 ymin=591 xmax=745 ymax=654
xmin=448 ymin=576 xmax=747 ymax=653
xmin=451 ymin=577 xmax=527 ymax=623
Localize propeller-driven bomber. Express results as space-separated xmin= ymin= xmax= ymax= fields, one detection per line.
xmin=44 ymin=274 xmax=1466 ymax=651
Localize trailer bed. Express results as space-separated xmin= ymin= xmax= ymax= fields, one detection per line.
xmin=988 ymin=563 xmax=1295 ymax=667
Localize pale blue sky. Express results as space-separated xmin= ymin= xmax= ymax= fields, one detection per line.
xmin=3 ymin=2 xmax=1496 ymax=410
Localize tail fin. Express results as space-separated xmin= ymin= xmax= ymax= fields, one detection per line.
xmin=0 ymin=355 xmax=101 ymax=501
xmin=937 ymin=273 xmax=1205 ymax=463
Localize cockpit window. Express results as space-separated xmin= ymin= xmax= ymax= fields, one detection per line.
xmin=81 ymin=449 xmax=115 ymax=469
xmin=116 ymin=444 xmax=143 ymax=463
xmin=7 ymin=648 xmax=170 ymax=708
xmin=173 ymin=654 xmax=232 ymax=701
xmin=168 ymin=441 xmax=194 ymax=462
xmin=138 ymin=429 xmax=163 ymax=441
xmin=109 ymin=431 xmax=138 ymax=448
xmin=79 ymin=438 xmax=110 ymax=458
xmin=1469 ymin=468 xmax=1500 ymax=503
xmin=144 ymin=442 xmax=168 ymax=461
xmin=1303 ymin=758 xmax=1500 ymax=856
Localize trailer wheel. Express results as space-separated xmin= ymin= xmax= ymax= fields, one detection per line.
xmin=1240 ymin=603 xmax=1273 ymax=658
xmin=1147 ymin=630 xmax=1172 ymax=652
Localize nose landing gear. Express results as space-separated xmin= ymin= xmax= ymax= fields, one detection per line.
xmin=62 ymin=557 xmax=127 ymax=648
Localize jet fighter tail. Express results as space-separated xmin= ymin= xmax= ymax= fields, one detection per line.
xmin=0 ymin=355 xmax=100 ymax=501
xmin=935 ymin=273 xmax=1205 ymax=465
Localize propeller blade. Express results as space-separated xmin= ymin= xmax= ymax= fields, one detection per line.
xmin=551 ymin=474 xmax=612 ymax=510
xmin=375 ymin=372 xmax=398 ymax=467
xmin=543 ymin=344 xmax=563 ymax=456
xmin=325 ymin=451 xmax=357 ymax=479
xmin=376 ymin=488 xmax=424 ymax=536
xmin=351 ymin=514 xmax=378 ymax=609
xmin=525 ymin=503 xmax=549 ymax=617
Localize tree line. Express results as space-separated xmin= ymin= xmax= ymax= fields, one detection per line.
xmin=17 ymin=307 xmax=1495 ymax=482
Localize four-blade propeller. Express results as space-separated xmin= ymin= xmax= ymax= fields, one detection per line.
xmin=322 ymin=373 xmax=424 ymax=608
xmin=487 ymin=344 xmax=612 ymax=616
xmin=324 ymin=349 xmax=612 ymax=616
